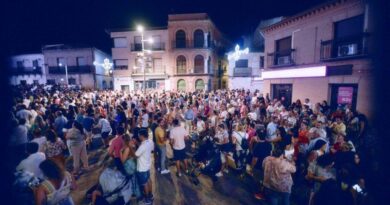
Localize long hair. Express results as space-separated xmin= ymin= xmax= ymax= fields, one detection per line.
xmin=73 ymin=121 xmax=84 ymax=134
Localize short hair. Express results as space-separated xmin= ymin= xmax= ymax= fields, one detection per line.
xmin=139 ymin=128 xmax=148 ymax=138
xmin=39 ymin=159 xmax=64 ymax=181
xmin=173 ymin=119 xmax=179 ymax=126
xmin=116 ymin=126 xmax=125 ymax=135
xmin=26 ymin=142 xmax=39 ymax=154
xmin=317 ymin=154 xmax=334 ymax=168
xmin=272 ymin=147 xmax=284 ymax=158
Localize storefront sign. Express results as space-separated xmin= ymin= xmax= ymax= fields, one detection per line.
xmin=262 ymin=66 xmax=326 ymax=79
xmin=337 ymin=87 xmax=353 ymax=104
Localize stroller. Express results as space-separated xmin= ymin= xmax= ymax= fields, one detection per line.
xmin=189 ymin=135 xmax=222 ymax=185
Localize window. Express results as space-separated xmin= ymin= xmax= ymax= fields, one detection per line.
xmin=235 ymin=59 xmax=248 ymax=68
xmin=193 ymin=29 xmax=204 ymax=48
xmin=68 ymin=78 xmax=76 ymax=85
xmin=57 ymin=57 xmax=66 ymax=66
xmin=32 ymin=60 xmax=39 ymax=67
xmin=177 ymin=79 xmax=186 ymax=91
xmin=175 ymin=30 xmax=186 ymax=48
xmin=134 ymin=36 xmax=142 ymax=51
xmin=260 ymin=56 xmax=264 ymax=68
xmin=153 ymin=58 xmax=163 ymax=72
xmin=47 ymin=79 xmax=56 ymax=85
xmin=195 ymin=79 xmax=205 ymax=90
xmin=20 ymin=80 xmax=27 ymax=85
xmin=274 ymin=36 xmax=293 ymax=65
xmin=194 ymin=55 xmax=204 ymax=73
xmin=114 ymin=59 xmax=128 ymax=70
xmin=16 ymin=61 xmax=24 ymax=68
xmin=335 ymin=15 xmax=364 ymax=40
xmin=176 ymin=55 xmax=186 ymax=74
xmin=334 ymin=15 xmax=364 ymax=57
xmin=114 ymin=37 xmax=127 ymax=48
xmin=77 ymin=57 xmax=87 ymax=66
xmin=207 ymin=56 xmax=211 ymax=73
xmin=152 ymin=35 xmax=162 ymax=50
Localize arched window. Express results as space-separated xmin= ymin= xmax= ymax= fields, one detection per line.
xmin=102 ymin=80 xmax=107 ymax=89
xmin=176 ymin=55 xmax=187 ymax=74
xmin=175 ymin=30 xmax=186 ymax=48
xmin=194 ymin=55 xmax=204 ymax=74
xmin=193 ymin=29 xmax=204 ymax=48
xmin=177 ymin=79 xmax=186 ymax=91
xmin=195 ymin=79 xmax=205 ymax=90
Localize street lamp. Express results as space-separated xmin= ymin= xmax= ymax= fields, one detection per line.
xmin=58 ymin=62 xmax=68 ymax=86
xmin=137 ymin=24 xmax=154 ymax=94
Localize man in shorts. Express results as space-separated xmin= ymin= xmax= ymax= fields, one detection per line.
xmin=169 ymin=119 xmax=189 ymax=177
xmin=135 ymin=129 xmax=154 ymax=204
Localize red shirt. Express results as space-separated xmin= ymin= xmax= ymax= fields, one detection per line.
xmin=109 ymin=135 xmax=124 ymax=158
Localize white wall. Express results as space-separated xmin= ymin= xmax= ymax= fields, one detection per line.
xmin=9 ymin=54 xmax=46 ymax=85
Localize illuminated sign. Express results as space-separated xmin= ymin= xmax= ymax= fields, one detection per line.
xmin=262 ymin=66 xmax=326 ymax=79
xmin=228 ymin=44 xmax=249 ymax=61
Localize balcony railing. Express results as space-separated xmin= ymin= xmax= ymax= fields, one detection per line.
xmin=130 ymin=43 xmax=166 ymax=51
xmin=233 ymin=67 xmax=252 ymax=77
xmin=12 ymin=66 xmax=43 ymax=75
xmin=171 ymin=40 xmax=214 ymax=49
xmin=267 ymin=49 xmax=295 ymax=67
xmin=320 ymin=33 xmax=369 ymax=61
xmin=114 ymin=65 xmax=128 ymax=70
xmin=132 ymin=67 xmax=166 ymax=74
xmin=48 ymin=65 xmax=92 ymax=74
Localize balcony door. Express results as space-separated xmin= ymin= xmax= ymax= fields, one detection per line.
xmin=334 ymin=15 xmax=364 ymax=57
xmin=275 ymin=36 xmax=292 ymax=65
xmin=330 ymin=84 xmax=358 ymax=110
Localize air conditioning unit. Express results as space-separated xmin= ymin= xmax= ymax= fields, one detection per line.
xmin=338 ymin=43 xmax=358 ymax=57
xmin=277 ymin=56 xmax=290 ymax=65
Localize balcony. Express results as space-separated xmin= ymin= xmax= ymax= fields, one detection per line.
xmin=233 ymin=67 xmax=252 ymax=77
xmin=171 ymin=40 xmax=214 ymax=49
xmin=12 ymin=66 xmax=43 ymax=75
xmin=130 ymin=43 xmax=166 ymax=52
xmin=48 ymin=65 xmax=92 ymax=74
xmin=267 ymin=49 xmax=295 ymax=68
xmin=320 ymin=33 xmax=369 ymax=61
xmin=132 ymin=67 xmax=166 ymax=75
xmin=114 ymin=65 xmax=128 ymax=70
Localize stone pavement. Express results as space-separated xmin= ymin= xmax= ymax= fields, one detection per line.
xmin=69 ymin=146 xmax=267 ymax=205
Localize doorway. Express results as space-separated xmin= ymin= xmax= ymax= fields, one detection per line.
xmin=272 ymin=84 xmax=293 ymax=106
xmin=330 ymin=84 xmax=358 ymax=110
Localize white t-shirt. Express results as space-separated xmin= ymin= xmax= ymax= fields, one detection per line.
xmin=31 ymin=137 xmax=47 ymax=153
xmin=16 ymin=152 xmax=46 ymax=179
xmin=220 ymin=110 xmax=228 ymax=121
xmin=135 ymin=139 xmax=154 ymax=172
xmin=196 ymin=120 xmax=205 ymax=133
xmin=98 ymin=118 xmax=112 ymax=133
xmin=309 ymin=127 xmax=327 ymax=139
xmin=233 ymin=131 xmax=248 ymax=151
xmin=141 ymin=113 xmax=149 ymax=128
xmin=267 ymin=122 xmax=278 ymax=141
xmin=169 ymin=126 xmax=187 ymax=150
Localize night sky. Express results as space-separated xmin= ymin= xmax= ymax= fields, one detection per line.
xmin=4 ymin=0 xmax=329 ymax=55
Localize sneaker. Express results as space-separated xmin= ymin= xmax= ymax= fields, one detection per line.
xmin=161 ymin=169 xmax=170 ymax=174
xmin=176 ymin=172 xmax=182 ymax=177
xmin=223 ymin=169 xmax=229 ymax=174
xmin=215 ymin=172 xmax=223 ymax=177
xmin=254 ymin=192 xmax=266 ymax=200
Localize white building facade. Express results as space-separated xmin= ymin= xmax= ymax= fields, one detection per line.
xmin=42 ymin=45 xmax=113 ymax=89
xmin=8 ymin=54 xmax=46 ymax=85
xmin=226 ymin=46 xmax=264 ymax=91
xmin=110 ymin=13 xmax=229 ymax=92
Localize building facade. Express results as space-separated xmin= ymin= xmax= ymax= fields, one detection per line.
xmin=261 ymin=0 xmax=373 ymax=117
xmin=8 ymin=54 xmax=46 ymax=85
xmin=110 ymin=13 xmax=229 ymax=92
xmin=42 ymin=44 xmax=113 ymax=89
xmin=226 ymin=46 xmax=264 ymax=91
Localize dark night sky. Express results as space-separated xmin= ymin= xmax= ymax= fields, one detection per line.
xmin=4 ymin=0 xmax=329 ymax=55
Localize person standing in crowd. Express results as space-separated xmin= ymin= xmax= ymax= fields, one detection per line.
xmin=184 ymin=105 xmax=195 ymax=134
xmin=95 ymin=114 xmax=112 ymax=148
xmin=65 ymin=121 xmax=89 ymax=176
xmin=54 ymin=111 xmax=67 ymax=139
xmin=44 ymin=129 xmax=67 ymax=166
xmin=16 ymin=142 xmax=46 ymax=179
xmin=263 ymin=147 xmax=296 ymax=205
xmin=155 ymin=119 xmax=170 ymax=174
xmin=170 ymin=119 xmax=189 ymax=177
xmin=108 ymin=126 xmax=126 ymax=174
xmin=135 ymin=129 xmax=154 ymax=205
xmin=215 ymin=124 xmax=230 ymax=177
xmin=34 ymin=159 xmax=76 ymax=205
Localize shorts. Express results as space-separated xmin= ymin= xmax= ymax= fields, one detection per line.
xmin=101 ymin=131 xmax=110 ymax=139
xmin=136 ymin=170 xmax=150 ymax=186
xmin=173 ymin=148 xmax=187 ymax=161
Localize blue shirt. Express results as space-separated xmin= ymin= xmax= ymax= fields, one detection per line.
xmin=184 ymin=109 xmax=194 ymax=120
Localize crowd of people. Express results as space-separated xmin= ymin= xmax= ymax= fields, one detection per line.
xmin=8 ymin=83 xmax=370 ymax=205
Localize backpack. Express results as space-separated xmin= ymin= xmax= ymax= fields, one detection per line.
xmin=235 ymin=132 xmax=249 ymax=150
